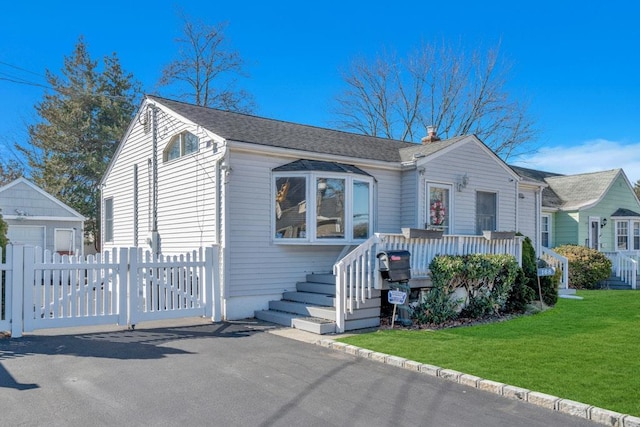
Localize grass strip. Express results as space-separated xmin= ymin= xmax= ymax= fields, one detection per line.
xmin=338 ymin=290 xmax=640 ymax=416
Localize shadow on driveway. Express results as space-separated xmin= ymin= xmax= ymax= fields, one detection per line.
xmin=0 ymin=319 xmax=275 ymax=390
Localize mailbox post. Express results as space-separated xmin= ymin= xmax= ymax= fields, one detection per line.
xmin=377 ymin=250 xmax=412 ymax=327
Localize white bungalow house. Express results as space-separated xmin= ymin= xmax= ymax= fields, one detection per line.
xmin=0 ymin=177 xmax=85 ymax=256
xmin=101 ymin=96 xmax=548 ymax=333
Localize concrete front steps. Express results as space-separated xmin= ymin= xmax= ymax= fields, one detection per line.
xmin=254 ymin=273 xmax=381 ymax=335
xmin=599 ymin=273 xmax=635 ymax=290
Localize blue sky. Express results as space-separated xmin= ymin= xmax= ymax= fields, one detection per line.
xmin=1 ymin=1 xmax=639 ymax=182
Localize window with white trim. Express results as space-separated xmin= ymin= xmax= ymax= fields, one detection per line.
xmin=163 ymin=131 xmax=199 ymax=162
xmin=426 ymin=183 xmax=451 ymax=234
xmin=476 ymin=191 xmax=497 ymax=234
xmin=541 ymin=214 xmax=551 ymax=248
xmin=274 ymin=172 xmax=373 ymax=243
xmin=104 ymin=197 xmax=114 ymax=242
xmin=55 ymin=228 xmax=75 ymax=255
xmin=634 ymin=222 xmax=640 ymax=250
xmin=617 ymin=221 xmax=629 ymax=250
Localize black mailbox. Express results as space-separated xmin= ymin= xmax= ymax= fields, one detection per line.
xmin=377 ymin=250 xmax=411 ymax=282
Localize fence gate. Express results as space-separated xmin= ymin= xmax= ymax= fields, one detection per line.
xmin=0 ymin=246 xmax=12 ymax=333
xmin=1 ymin=245 xmax=220 ymax=338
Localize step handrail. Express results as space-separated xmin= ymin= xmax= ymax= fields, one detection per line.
xmin=540 ymin=247 xmax=569 ymax=290
xmin=333 ymin=235 xmax=380 ymax=333
xmin=603 ymin=251 xmax=637 ymax=290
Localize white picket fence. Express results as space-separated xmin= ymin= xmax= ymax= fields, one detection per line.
xmin=0 ymin=244 xmax=221 ymax=338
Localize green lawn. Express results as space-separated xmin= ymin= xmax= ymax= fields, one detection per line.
xmin=338 ymin=290 xmax=640 ymax=416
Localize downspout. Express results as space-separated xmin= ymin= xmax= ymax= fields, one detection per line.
xmin=215 ymin=145 xmax=230 ymax=320
xmin=536 ymin=188 xmax=542 ymax=255
xmin=150 ymin=105 xmax=159 ymax=256
xmin=514 ymin=179 xmax=519 ymax=233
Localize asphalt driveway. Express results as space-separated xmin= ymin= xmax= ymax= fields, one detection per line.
xmin=0 ymin=319 xmax=598 ymax=426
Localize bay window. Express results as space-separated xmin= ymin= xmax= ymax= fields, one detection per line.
xmin=274 ymin=169 xmax=373 ymax=243
xmin=615 ymin=219 xmax=640 ymax=251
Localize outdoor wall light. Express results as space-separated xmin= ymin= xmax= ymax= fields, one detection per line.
xmin=456 ymin=173 xmax=469 ymax=192
xmin=601 ymin=218 xmax=608 ymax=228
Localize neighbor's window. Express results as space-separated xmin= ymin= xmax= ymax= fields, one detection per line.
xmin=164 ymin=131 xmax=199 ymax=162
xmin=274 ymin=174 xmax=372 ymax=242
xmin=426 ymin=184 xmax=451 ymax=233
xmin=541 ymin=214 xmax=551 ymax=248
xmin=634 ymin=221 xmax=640 ymax=250
xmin=617 ymin=221 xmax=629 ymax=250
xmin=104 ymin=197 xmax=114 ymax=242
xmin=476 ymin=191 xmax=497 ymax=234
xmin=55 ymin=229 xmax=75 ymax=255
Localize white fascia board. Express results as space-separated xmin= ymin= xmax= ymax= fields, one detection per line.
xmin=4 ymin=215 xmax=84 ymax=222
xmin=228 ymin=140 xmax=404 ymax=172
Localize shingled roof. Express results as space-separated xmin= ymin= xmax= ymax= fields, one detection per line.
xmin=509 ymin=165 xmax=564 ymax=208
xmin=149 ymin=95 xmax=423 ymax=162
xmin=545 ymin=169 xmax=621 ymax=210
xmin=511 ymin=166 xmax=623 ymax=210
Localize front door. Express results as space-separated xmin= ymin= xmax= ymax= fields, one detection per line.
xmin=589 ymin=218 xmax=600 ymax=250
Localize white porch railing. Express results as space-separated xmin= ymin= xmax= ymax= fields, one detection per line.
xmin=333 ymin=233 xmax=524 ymax=333
xmin=540 ymin=247 xmax=569 ymax=290
xmin=603 ymin=251 xmax=638 ymax=290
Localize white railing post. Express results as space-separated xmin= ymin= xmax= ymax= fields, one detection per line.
xmin=207 ymin=246 xmax=222 ymax=322
xmin=9 ymin=245 xmax=23 ymax=338
xmin=117 ymin=248 xmax=128 ymax=326
xmin=21 ymin=246 xmax=35 ymax=334
xmin=334 ymin=263 xmax=345 ymax=333
xmin=127 ymin=247 xmax=138 ymax=328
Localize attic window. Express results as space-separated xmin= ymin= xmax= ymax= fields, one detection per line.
xmin=164 ymin=131 xmax=199 ymax=162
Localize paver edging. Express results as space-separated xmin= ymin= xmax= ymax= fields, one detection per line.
xmin=319 ymin=337 xmax=634 ymax=426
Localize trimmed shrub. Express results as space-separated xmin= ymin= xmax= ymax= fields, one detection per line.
xmin=554 ymin=244 xmax=612 ymax=289
xmin=413 ymin=254 xmax=520 ymax=324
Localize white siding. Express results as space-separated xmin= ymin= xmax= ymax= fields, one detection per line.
xmin=223 ymin=150 xmax=400 ymax=317
xmin=102 ymin=105 xmax=218 ymax=254
xmin=0 ymin=182 xmax=74 ymax=217
xmin=374 ymin=167 xmax=403 ymax=233
xmin=400 ymin=168 xmax=419 ymax=229
xmin=419 ymin=140 xmax=518 ymax=235
xmin=0 ymin=181 xmax=84 ymax=255
xmin=517 ymin=185 xmax=539 ymax=248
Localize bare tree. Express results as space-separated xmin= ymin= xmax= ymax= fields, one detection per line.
xmin=158 ymin=14 xmax=255 ymax=113
xmin=333 ymin=42 xmax=536 ymax=160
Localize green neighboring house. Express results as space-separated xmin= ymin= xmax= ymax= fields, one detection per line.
xmin=512 ymin=166 xmax=640 ymax=253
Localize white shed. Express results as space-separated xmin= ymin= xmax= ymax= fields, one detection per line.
xmin=0 ymin=178 xmax=85 ymax=256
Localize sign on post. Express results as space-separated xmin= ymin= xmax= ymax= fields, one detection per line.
xmin=537 ymin=267 xmax=555 ymax=277
xmin=388 ymin=290 xmax=407 ymax=305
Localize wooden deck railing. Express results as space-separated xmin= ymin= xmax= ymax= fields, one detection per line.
xmin=333 ymin=233 xmax=524 ymax=333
